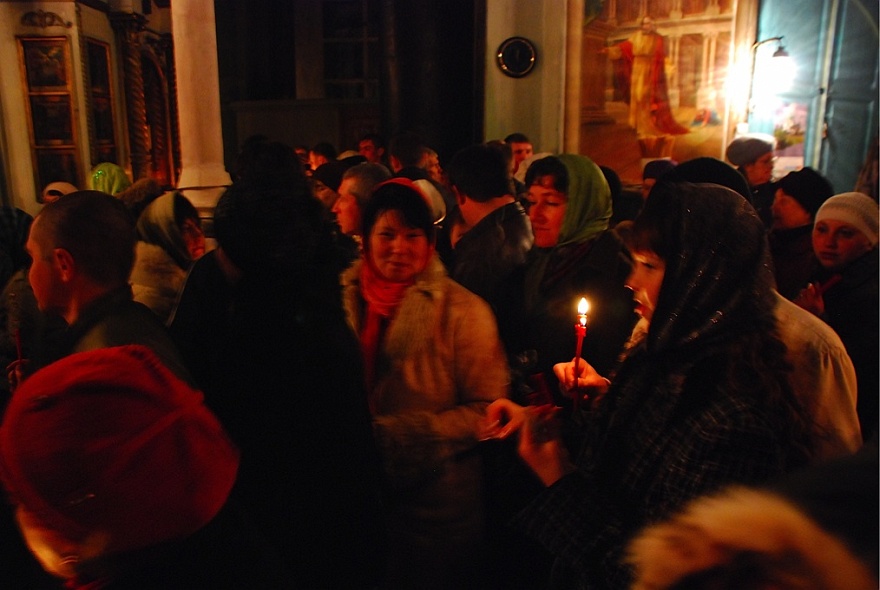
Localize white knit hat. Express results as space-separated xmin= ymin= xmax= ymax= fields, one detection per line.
xmin=814 ymin=192 xmax=879 ymax=246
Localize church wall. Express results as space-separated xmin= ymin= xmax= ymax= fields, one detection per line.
xmin=484 ymin=0 xmax=568 ymax=154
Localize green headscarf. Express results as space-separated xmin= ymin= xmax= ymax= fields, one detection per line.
xmin=88 ymin=162 xmax=132 ymax=196
xmin=555 ymin=153 xmax=612 ymax=247
xmin=524 ymin=154 xmax=613 ymax=310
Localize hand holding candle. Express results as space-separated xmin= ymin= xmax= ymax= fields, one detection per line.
xmin=572 ymin=297 xmax=589 ymax=411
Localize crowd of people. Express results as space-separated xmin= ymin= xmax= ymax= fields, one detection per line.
xmin=0 ymin=130 xmax=876 ymax=589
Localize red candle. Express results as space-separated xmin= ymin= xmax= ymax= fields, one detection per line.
xmin=572 ymin=298 xmax=589 ymax=411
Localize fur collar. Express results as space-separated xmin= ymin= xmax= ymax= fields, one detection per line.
xmin=131 ymin=242 xmax=186 ymax=285
xmin=627 ymin=486 xmax=876 ymax=589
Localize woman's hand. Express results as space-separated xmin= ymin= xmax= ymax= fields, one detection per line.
xmin=478 ymin=398 xmax=528 ymax=440
xmin=478 ymin=399 xmax=574 ymax=487
xmin=518 ymin=405 xmax=574 ymax=486
xmin=794 ymin=283 xmax=825 ymax=316
xmin=553 ymin=358 xmax=610 ymax=405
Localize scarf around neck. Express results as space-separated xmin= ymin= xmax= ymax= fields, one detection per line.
xmin=357 ymin=248 xmax=432 ymax=398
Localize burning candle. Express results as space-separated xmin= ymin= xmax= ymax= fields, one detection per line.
xmin=573 ymin=297 xmax=589 ymax=411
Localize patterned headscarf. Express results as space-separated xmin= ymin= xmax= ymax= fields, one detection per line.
xmin=633 ymin=181 xmax=776 ymax=356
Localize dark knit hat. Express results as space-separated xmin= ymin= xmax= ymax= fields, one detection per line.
xmin=642 ymin=159 xmax=678 ymax=181
xmin=660 ymin=157 xmax=751 ymax=200
xmin=726 ymin=134 xmax=775 ymax=167
xmin=0 ymin=345 xmax=239 ymax=555
xmin=776 ymin=167 xmax=834 ymax=217
xmin=312 ymin=162 xmax=345 ymax=192
xmin=213 ymin=174 xmax=326 ymax=277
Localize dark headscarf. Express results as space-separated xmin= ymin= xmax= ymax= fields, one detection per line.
xmin=632 ymin=181 xmax=776 ymax=357
xmin=661 ymin=157 xmax=751 ymax=201
xmin=594 ymin=181 xmax=809 ymax=477
xmin=213 ymin=175 xmax=348 ymax=286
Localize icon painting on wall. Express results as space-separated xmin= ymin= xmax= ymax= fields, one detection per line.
xmin=579 ymin=2 xmax=747 ymax=184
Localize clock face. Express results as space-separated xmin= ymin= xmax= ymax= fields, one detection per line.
xmin=496 ymin=37 xmax=537 ymax=78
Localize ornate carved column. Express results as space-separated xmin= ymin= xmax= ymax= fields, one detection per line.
xmin=158 ymin=33 xmax=181 ymax=182
xmin=110 ymin=11 xmax=152 ymax=180
xmin=171 ymin=0 xmax=231 ymax=219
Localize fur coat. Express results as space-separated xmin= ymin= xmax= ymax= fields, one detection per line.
xmin=628 ymin=442 xmax=879 ymax=589
xmin=131 ymin=241 xmax=187 ymax=325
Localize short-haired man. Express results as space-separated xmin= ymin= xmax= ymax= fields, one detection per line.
xmin=388 ymin=132 xmax=455 ymax=241
xmin=22 ymin=190 xmax=190 ymax=382
xmin=446 ymin=143 xmax=534 ymax=309
xmin=388 ymin=131 xmax=426 ymax=173
xmin=504 ymin=132 xmax=534 ymax=176
xmin=332 ymin=162 xmax=391 ymax=239
xmin=358 ymin=133 xmax=386 ymax=166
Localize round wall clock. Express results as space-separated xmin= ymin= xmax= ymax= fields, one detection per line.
xmin=496 ymin=37 xmax=537 ymax=78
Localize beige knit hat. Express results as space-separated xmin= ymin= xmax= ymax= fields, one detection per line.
xmin=814 ymin=192 xmax=879 ymax=246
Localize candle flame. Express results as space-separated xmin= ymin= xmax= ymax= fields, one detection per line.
xmin=577 ymin=298 xmax=589 ymax=315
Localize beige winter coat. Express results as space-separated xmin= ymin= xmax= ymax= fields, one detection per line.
xmin=341 ymin=255 xmax=509 ymax=586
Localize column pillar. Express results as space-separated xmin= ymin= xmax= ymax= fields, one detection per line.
xmin=171 ymin=0 xmax=231 ymax=216
xmin=697 ymin=33 xmax=718 ymax=108
xmin=110 ymin=11 xmax=152 ymax=180
xmin=666 ymin=35 xmax=681 ymax=110
xmin=606 ymin=0 xmax=618 ymax=26
xmin=563 ymin=0 xmax=584 ymax=153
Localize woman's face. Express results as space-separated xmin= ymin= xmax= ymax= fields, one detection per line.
xmin=181 ymin=217 xmax=206 ymax=260
xmin=743 ymin=152 xmax=775 ymax=186
xmin=527 ymin=175 xmax=568 ymax=248
xmin=368 ymin=210 xmax=430 ymax=282
xmin=812 ymin=218 xmax=873 ymax=272
xmin=626 ymin=249 xmax=666 ymax=323
xmin=770 ymin=189 xmax=812 ymax=230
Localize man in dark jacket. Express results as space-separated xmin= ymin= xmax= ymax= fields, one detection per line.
xmin=21 ymin=190 xmax=189 ymax=381
xmin=7 ymin=190 xmax=192 ymax=589
xmin=446 ymin=143 xmax=534 ymax=313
